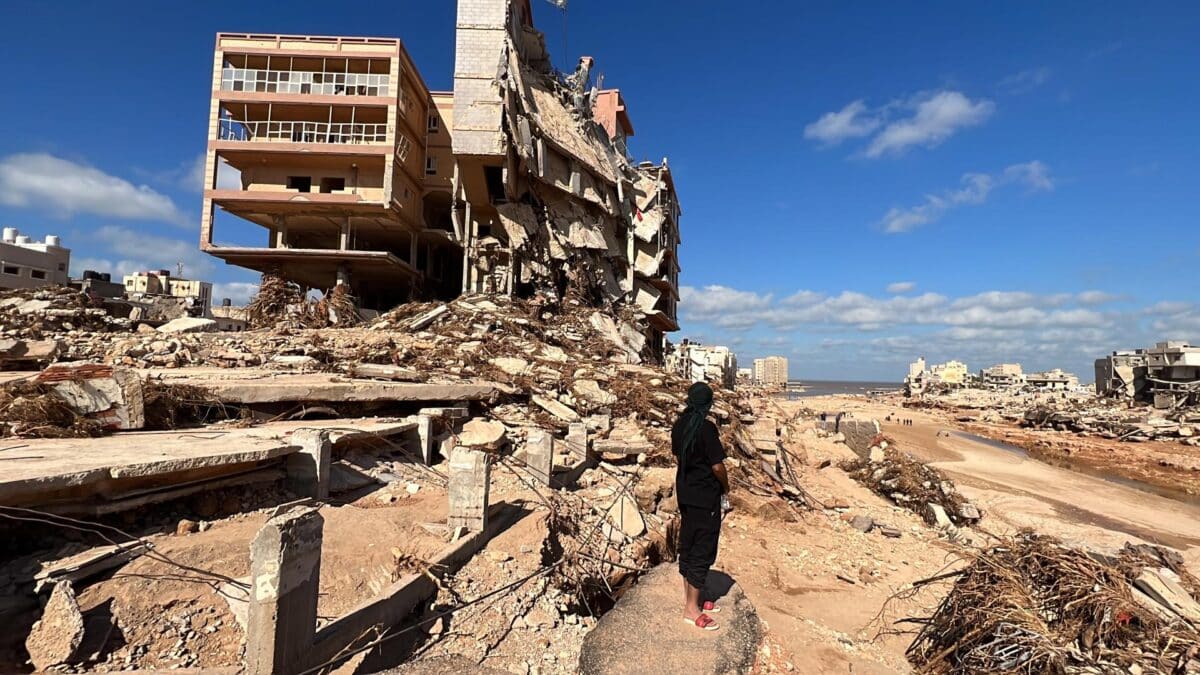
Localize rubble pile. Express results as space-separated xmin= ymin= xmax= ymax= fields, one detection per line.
xmin=843 ymin=448 xmax=981 ymax=527
xmin=0 ymin=286 xmax=128 ymax=339
xmin=1023 ymin=403 xmax=1200 ymax=445
xmin=907 ymin=532 xmax=1200 ymax=674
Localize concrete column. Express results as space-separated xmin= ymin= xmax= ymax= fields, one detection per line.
xmin=273 ymin=216 xmax=288 ymax=249
xmin=285 ymin=429 xmax=331 ymax=499
xmin=335 ymin=263 xmax=350 ymax=287
xmin=523 ymin=428 xmax=553 ymax=486
xmin=339 ymin=217 xmax=350 ymax=251
xmin=447 ymin=448 xmax=490 ymax=532
xmin=566 ymin=422 xmax=588 ymax=462
xmin=416 ymin=414 xmax=434 ymax=464
xmin=410 ymin=231 xmax=419 ymax=270
xmin=246 ymin=506 xmax=323 ymax=675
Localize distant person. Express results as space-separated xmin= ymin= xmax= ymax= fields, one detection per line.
xmin=671 ymin=381 xmax=730 ymax=631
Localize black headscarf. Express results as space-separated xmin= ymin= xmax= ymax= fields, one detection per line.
xmin=676 ymin=381 xmax=714 ymax=459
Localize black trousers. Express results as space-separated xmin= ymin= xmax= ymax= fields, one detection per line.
xmin=678 ymin=504 xmax=721 ymax=589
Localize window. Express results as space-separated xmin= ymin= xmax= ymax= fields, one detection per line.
xmin=427 ymin=114 xmax=439 ymax=132
xmin=396 ymin=135 xmax=413 ymax=162
xmin=320 ymin=177 xmax=346 ymax=194
xmin=2 ymin=265 xmax=18 ymax=275
xmin=30 ymin=270 xmax=46 ymax=280
xmin=57 ymin=263 xmax=66 ymax=272
xmin=287 ymin=176 xmax=312 ymax=193
xmin=425 ymin=156 xmax=438 ymax=176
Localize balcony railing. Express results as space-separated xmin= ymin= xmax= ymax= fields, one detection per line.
xmin=219 ymin=119 xmax=388 ymax=144
xmin=221 ymin=68 xmax=389 ymax=96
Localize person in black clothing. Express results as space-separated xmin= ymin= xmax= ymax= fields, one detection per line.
xmin=671 ymin=381 xmax=729 ymax=631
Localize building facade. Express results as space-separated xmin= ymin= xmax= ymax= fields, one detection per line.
xmin=0 ymin=228 xmax=70 ymax=291
xmin=199 ymin=2 xmax=682 ymax=354
xmin=753 ymin=356 xmax=789 ymax=387
xmin=124 ymin=271 xmax=214 ymax=316
xmin=930 ymin=360 xmax=969 ymax=386
xmin=1026 ymin=368 xmax=1080 ymax=391
xmin=668 ymin=341 xmax=737 ymax=390
xmin=980 ymin=363 xmax=1025 ymax=389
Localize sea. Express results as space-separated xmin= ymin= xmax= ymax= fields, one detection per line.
xmin=781 ymin=380 xmax=902 ymax=398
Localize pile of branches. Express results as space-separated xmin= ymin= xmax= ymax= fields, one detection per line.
xmin=844 ymin=448 xmax=979 ymax=525
xmin=245 ymin=271 xmax=306 ymax=328
xmin=142 ymin=381 xmax=234 ymax=430
xmin=0 ymin=379 xmax=103 ymax=438
xmin=906 ymin=532 xmax=1200 ymax=674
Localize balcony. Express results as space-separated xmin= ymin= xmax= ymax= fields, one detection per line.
xmin=219 ymin=119 xmax=388 ymax=145
xmin=221 ymin=67 xmax=389 ymax=96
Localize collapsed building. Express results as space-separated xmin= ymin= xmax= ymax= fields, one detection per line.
xmin=1097 ymin=341 xmax=1200 ymax=409
xmin=665 ymin=340 xmax=738 ymax=390
xmin=198 ymin=0 xmax=681 ymax=352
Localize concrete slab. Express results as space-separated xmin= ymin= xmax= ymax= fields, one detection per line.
xmin=139 ymin=368 xmax=505 ymax=405
xmin=0 ymin=418 xmax=422 ymax=508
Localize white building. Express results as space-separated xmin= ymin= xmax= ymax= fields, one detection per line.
xmin=753 ymin=356 xmax=789 ymax=387
xmin=667 ymin=341 xmax=738 ymax=390
xmin=0 ymin=228 xmax=70 ymax=291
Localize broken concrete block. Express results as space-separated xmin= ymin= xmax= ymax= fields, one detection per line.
xmin=408 ymin=304 xmax=448 ymax=330
xmin=605 ymin=493 xmax=646 ymax=538
xmin=926 ymin=503 xmax=953 ymax=529
xmin=571 ymin=379 xmax=617 ymax=407
xmin=457 ymin=419 xmax=509 ymax=450
xmin=959 ymin=503 xmax=981 ymax=521
xmin=350 ymin=363 xmax=421 ymax=382
xmin=448 ymin=448 xmax=491 ymax=532
xmin=489 ymin=356 xmax=530 ymax=376
xmin=532 ymin=395 xmax=581 ymax=422
xmin=0 ymin=338 xmax=62 ymax=367
xmin=35 ymin=363 xmax=146 ymax=431
xmin=157 ymin=317 xmax=217 ymax=333
xmin=25 ymin=581 xmax=84 ymax=671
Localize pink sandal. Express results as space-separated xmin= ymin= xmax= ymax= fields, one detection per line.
xmin=702 ymin=600 xmax=722 ymax=614
xmin=682 ymin=613 xmax=720 ymax=631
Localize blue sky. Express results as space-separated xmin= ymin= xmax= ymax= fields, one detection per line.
xmin=1 ymin=2 xmax=1197 ymax=381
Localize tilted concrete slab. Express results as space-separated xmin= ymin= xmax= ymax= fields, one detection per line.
xmin=0 ymin=418 xmax=423 ymax=508
xmin=139 ymin=368 xmax=506 ymax=405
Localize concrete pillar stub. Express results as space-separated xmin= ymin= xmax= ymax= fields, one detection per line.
xmin=417 ymin=414 xmax=434 ymax=464
xmin=447 ymin=447 xmax=491 ymax=532
xmin=566 ymin=422 xmax=588 ymax=461
xmin=524 ymin=428 xmax=553 ymax=486
xmin=246 ymin=506 xmax=323 ymax=675
xmin=286 ymin=429 xmax=332 ymax=499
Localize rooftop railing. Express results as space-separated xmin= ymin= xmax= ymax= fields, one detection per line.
xmin=218 ymin=119 xmax=388 ymax=144
xmin=221 ymin=68 xmax=389 ymax=96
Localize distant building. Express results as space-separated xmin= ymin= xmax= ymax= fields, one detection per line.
xmin=70 ymin=270 xmax=124 ymax=299
xmin=0 ymin=228 xmax=70 ymax=291
xmin=1026 ymin=368 xmax=1080 ymax=391
xmin=907 ymin=356 xmax=927 ymax=381
xmin=930 ymin=360 xmax=969 ymax=386
xmin=667 ymin=340 xmax=737 ymax=390
xmin=211 ymin=302 xmax=249 ymax=331
xmin=753 ymin=356 xmax=789 ymax=387
xmin=736 ymin=367 xmax=753 ymax=383
xmin=1095 ymin=349 xmax=1149 ymax=398
xmin=1145 ymin=341 xmax=1200 ymax=408
xmin=124 ymin=270 xmax=214 ymax=316
xmin=980 ymin=363 xmax=1025 ymax=389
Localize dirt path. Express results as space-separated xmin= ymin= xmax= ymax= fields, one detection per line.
xmin=795 ymin=395 xmax=1200 ymax=571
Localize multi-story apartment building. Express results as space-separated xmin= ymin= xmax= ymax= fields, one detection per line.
xmin=980 ymin=363 xmax=1025 ymax=389
xmin=198 ymin=33 xmax=460 ymax=308
xmin=930 ymin=360 xmax=969 ymax=386
xmin=0 ymin=228 xmax=70 ymax=291
xmin=198 ymin=0 xmax=682 ymax=352
xmin=753 ymin=356 xmax=789 ymax=387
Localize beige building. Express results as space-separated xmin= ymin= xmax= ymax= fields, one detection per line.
xmin=981 ymin=363 xmax=1025 ymax=388
xmin=0 ymin=228 xmax=70 ymax=291
xmin=668 ymin=341 xmax=737 ymax=390
xmin=753 ymin=356 xmax=789 ymax=387
xmin=1026 ymin=368 xmax=1080 ymax=391
xmin=930 ymin=360 xmax=969 ymax=386
xmin=124 ymin=270 xmax=214 ymax=316
xmin=198 ymin=4 xmax=682 ymax=355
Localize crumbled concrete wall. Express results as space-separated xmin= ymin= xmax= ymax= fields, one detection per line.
xmin=818 ymin=418 xmax=881 ymax=458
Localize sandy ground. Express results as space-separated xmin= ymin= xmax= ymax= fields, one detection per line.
xmin=794 ymin=394 xmax=1200 ymax=571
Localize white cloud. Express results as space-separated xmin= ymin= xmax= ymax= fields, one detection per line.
xmin=887 ymin=281 xmax=916 ymax=294
xmin=213 ymin=282 xmax=259 ymax=305
xmin=0 ymin=153 xmax=190 ymax=227
xmin=865 ymin=91 xmax=994 ymax=158
xmin=84 ymin=225 xmax=216 ymax=279
xmin=679 ymin=283 xmax=1198 ymax=380
xmin=998 ymin=67 xmax=1052 ymax=94
xmin=880 ymin=161 xmax=1054 ymax=233
xmin=805 ymin=90 xmax=994 ymax=158
xmin=802 ymin=100 xmax=881 ymax=145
